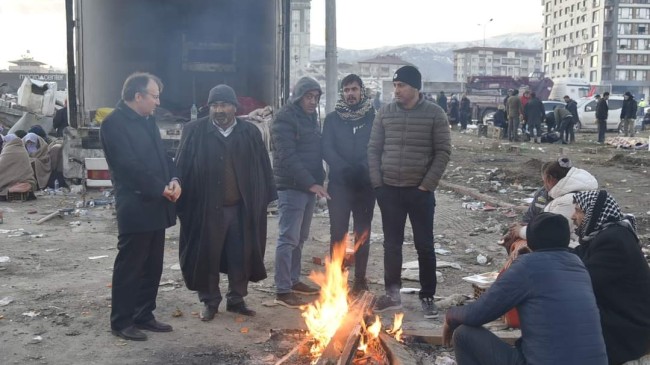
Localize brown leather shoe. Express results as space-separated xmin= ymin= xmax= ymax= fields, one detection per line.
xmin=135 ymin=319 xmax=173 ymax=332
xmin=112 ymin=326 xmax=148 ymax=341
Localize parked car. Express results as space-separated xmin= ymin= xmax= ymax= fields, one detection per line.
xmin=575 ymin=95 xmax=625 ymax=131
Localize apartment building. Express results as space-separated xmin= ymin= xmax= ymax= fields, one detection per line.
xmin=453 ymin=47 xmax=542 ymax=82
xmin=542 ymin=0 xmax=650 ymax=96
xmin=290 ymin=0 xmax=311 ymax=83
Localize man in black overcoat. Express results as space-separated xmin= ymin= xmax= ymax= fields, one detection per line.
xmin=175 ymin=84 xmax=276 ymax=321
xmin=100 ymin=72 xmax=181 ymax=341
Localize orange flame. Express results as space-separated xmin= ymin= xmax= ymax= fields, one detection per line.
xmin=302 ymin=231 xmax=369 ymax=359
xmin=387 ymin=312 xmax=404 ymax=342
xmin=367 ymin=315 xmax=382 ymax=339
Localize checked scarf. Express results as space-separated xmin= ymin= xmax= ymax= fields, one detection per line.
xmin=573 ymin=190 xmax=636 ymax=242
xmin=334 ymin=82 xmax=374 ymax=121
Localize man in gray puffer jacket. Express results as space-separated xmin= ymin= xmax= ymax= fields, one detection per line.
xmin=368 ymin=65 xmax=451 ymax=318
xmin=271 ymin=77 xmax=329 ymax=308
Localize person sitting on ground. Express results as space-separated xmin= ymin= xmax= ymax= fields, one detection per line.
xmin=572 ymin=190 xmax=650 ymax=365
xmin=28 ymin=125 xmax=51 ymax=144
xmin=22 ymin=132 xmax=52 ymax=190
xmin=492 ymin=105 xmax=507 ymax=138
xmin=0 ymin=134 xmax=37 ymax=198
xmin=443 ymin=212 xmax=608 ymax=365
xmin=509 ymin=157 xmax=597 ymax=243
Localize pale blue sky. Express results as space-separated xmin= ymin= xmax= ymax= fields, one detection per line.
xmin=0 ymin=0 xmax=544 ymax=69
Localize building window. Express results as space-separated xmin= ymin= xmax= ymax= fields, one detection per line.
xmin=618 ymin=39 xmax=631 ymax=49
xmin=590 ymin=70 xmax=597 ymax=83
xmin=618 ymin=8 xmax=632 ymax=19
xmin=618 ymin=23 xmax=631 ymax=35
xmin=615 ymin=70 xmax=627 ymax=81
xmin=592 ymin=25 xmax=599 ymax=37
xmin=592 ymin=10 xmax=600 ymax=22
xmin=590 ymin=55 xmax=598 ymax=67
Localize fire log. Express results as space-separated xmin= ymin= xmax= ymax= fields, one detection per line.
xmin=402 ymin=329 xmax=520 ymax=346
xmin=379 ymin=332 xmax=417 ymax=365
xmin=316 ymin=291 xmax=375 ymax=365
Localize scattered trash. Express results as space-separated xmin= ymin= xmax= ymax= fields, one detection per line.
xmin=172 ymin=308 xmax=183 ymax=317
xmin=69 ymin=221 xmax=82 ymax=226
xmin=435 ymin=248 xmax=451 ymax=255
xmin=88 ymin=255 xmax=109 ymax=260
xmin=476 ymin=254 xmax=489 ymax=265
xmin=462 ymin=202 xmax=484 ymax=210
xmin=240 ymin=327 xmax=249 ymax=334
xmin=400 ymin=288 xmax=420 ymax=294
xmin=0 ymin=256 xmax=10 ymax=263
xmin=45 ymin=248 xmax=60 ymax=252
xmin=29 ymin=335 xmax=43 ymax=344
xmin=30 ymin=234 xmax=44 ymax=238
xmin=22 ymin=311 xmax=40 ymax=318
xmin=0 ymin=297 xmax=14 ymax=306
xmin=159 ymin=280 xmax=175 ymax=286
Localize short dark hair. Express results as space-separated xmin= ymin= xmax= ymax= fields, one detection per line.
xmin=530 ymin=92 xmax=536 ymax=98
xmin=603 ymin=91 xmax=610 ymax=97
xmin=121 ymin=72 xmax=163 ymax=101
xmin=341 ymin=74 xmax=363 ymax=88
xmin=543 ymin=157 xmax=572 ymax=181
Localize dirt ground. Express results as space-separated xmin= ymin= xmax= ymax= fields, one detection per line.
xmin=1 ymin=128 xmax=649 ymax=364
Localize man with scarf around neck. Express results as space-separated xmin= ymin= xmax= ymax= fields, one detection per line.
xmin=368 ymin=65 xmax=451 ymax=318
xmin=175 ymin=85 xmax=276 ymax=321
xmin=572 ymin=190 xmax=650 ymax=365
xmin=272 ymin=77 xmax=329 ymax=308
xmin=444 ymin=213 xmax=608 ymax=365
xmin=322 ymin=74 xmax=376 ymax=296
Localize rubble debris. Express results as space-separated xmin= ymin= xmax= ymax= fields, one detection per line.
xmin=22 ymin=311 xmax=40 ymax=318
xmin=476 ymin=254 xmax=489 ymax=265
xmin=435 ymin=355 xmax=457 ymax=365
xmin=88 ymin=255 xmax=108 ymax=260
xmin=0 ymin=256 xmax=10 ymax=263
xmin=0 ymin=297 xmax=14 ymax=306
xmin=435 ymin=294 xmax=467 ymax=310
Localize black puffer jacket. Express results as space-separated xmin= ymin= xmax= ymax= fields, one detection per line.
xmin=566 ymin=99 xmax=580 ymax=123
xmin=621 ymin=97 xmax=638 ymax=119
xmin=271 ymin=77 xmax=325 ymax=192
xmin=322 ymin=107 xmax=375 ymax=187
xmin=596 ymin=98 xmax=609 ymax=120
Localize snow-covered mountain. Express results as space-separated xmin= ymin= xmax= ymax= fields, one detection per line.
xmin=310 ymin=32 xmax=543 ymax=81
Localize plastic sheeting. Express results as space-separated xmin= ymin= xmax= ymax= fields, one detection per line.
xmin=17 ymin=78 xmax=57 ymax=116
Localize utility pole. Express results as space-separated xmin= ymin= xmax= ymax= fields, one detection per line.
xmin=478 ymin=18 xmax=494 ymax=48
xmin=325 ymin=0 xmax=337 ymax=114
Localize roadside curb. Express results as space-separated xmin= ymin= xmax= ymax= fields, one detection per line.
xmin=439 ymin=180 xmax=527 ymax=212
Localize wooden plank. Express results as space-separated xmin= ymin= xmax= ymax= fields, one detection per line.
xmin=379 ymin=332 xmax=417 ymax=365
xmin=402 ymin=328 xmax=520 ymax=346
xmin=315 ymin=291 xmax=375 ymax=365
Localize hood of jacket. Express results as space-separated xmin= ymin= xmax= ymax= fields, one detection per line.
xmin=549 ymin=167 xmax=598 ymax=199
xmin=291 ymin=77 xmax=322 ymax=104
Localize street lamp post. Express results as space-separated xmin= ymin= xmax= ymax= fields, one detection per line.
xmin=478 ymin=18 xmax=494 ymax=48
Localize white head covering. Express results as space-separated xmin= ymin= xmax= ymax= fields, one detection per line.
xmin=22 ymin=133 xmax=40 ymax=155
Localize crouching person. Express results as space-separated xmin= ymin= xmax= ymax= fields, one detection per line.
xmin=443 ymin=212 xmax=608 ymax=365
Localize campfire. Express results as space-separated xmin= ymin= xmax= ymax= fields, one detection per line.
xmin=295 ymin=233 xmax=405 ymax=365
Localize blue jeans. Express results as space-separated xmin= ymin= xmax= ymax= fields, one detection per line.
xmin=376 ymin=185 xmax=436 ymax=299
xmin=453 ymin=325 xmax=526 ymax=365
xmin=274 ymin=189 xmax=316 ymax=294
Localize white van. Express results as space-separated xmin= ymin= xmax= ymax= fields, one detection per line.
xmin=575 ymin=95 xmax=625 ymax=131
xmin=549 ymin=78 xmax=591 ymax=101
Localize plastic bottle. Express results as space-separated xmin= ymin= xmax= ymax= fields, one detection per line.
xmin=190 ymin=104 xmax=198 ymax=120
xmin=54 ymin=179 xmax=59 ymax=191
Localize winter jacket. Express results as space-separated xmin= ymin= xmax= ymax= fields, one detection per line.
xmin=566 ymin=99 xmax=580 ymax=123
xmin=507 ymin=94 xmax=523 ymax=119
xmin=437 ymin=92 xmax=448 ymax=112
xmin=621 ymin=97 xmax=638 ymax=119
xmin=448 ymin=97 xmax=459 ymax=121
xmin=322 ymin=107 xmax=375 ymax=187
xmin=596 ymin=98 xmax=609 ymax=120
xmin=520 ymin=94 xmax=531 ymax=108
xmin=492 ymin=110 xmax=506 ymax=128
xmin=446 ymin=250 xmax=608 ymax=365
xmin=522 ymin=187 xmax=549 ymax=224
xmin=575 ymin=223 xmax=650 ymax=365
xmin=519 ymin=167 xmax=598 ymax=240
xmin=524 ymin=97 xmax=545 ymax=124
xmin=554 ymin=107 xmax=573 ymax=123
xmin=271 ymin=77 xmax=325 ymax=192
xmin=460 ymin=97 xmax=471 ymax=113
xmin=367 ymin=96 xmax=451 ymax=192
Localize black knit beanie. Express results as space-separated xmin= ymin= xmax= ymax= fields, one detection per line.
xmin=392 ymin=66 xmax=421 ymax=90
xmin=526 ymin=212 xmax=570 ymax=251
xmin=207 ymin=84 xmax=239 ymax=108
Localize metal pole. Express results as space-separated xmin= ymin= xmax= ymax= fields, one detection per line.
xmin=325 ymin=0 xmax=337 ymax=114
xmin=65 ymin=0 xmax=78 ymax=128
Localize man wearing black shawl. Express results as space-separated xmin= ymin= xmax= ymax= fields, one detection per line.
xmin=175 ymin=84 xmax=276 ymax=321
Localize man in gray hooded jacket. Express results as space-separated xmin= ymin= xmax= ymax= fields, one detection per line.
xmin=271 ymin=77 xmax=329 ymax=308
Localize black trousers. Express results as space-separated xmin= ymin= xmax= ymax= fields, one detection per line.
xmin=453 ymin=325 xmax=526 ymax=365
xmin=376 ymin=185 xmax=436 ymax=299
xmin=558 ymin=117 xmax=574 ymax=143
xmin=111 ymin=229 xmax=165 ymax=331
xmin=327 ymin=183 xmax=375 ymax=281
xmin=198 ymin=205 xmax=248 ymax=307
xmin=597 ymin=119 xmax=607 ymax=142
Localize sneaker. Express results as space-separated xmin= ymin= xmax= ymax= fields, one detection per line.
xmin=421 ymin=297 xmax=439 ymax=319
xmin=349 ymin=278 xmax=369 ymax=297
xmin=275 ymin=293 xmax=309 ymax=309
xmin=291 ymin=281 xmax=319 ymax=295
xmin=373 ymin=295 xmax=402 ymax=313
